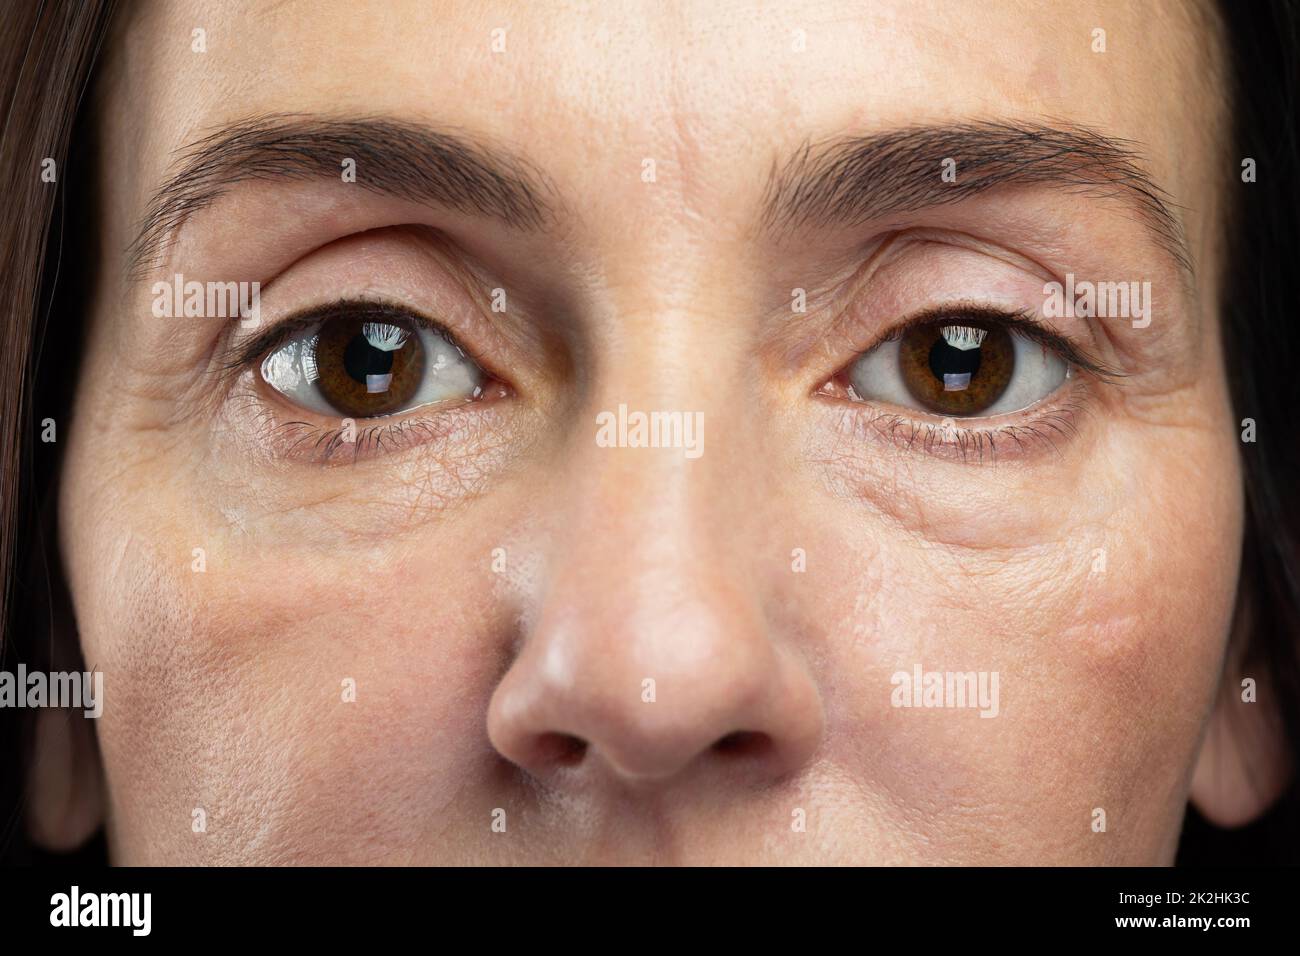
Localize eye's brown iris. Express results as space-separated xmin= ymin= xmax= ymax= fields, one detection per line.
xmin=313 ymin=317 xmax=425 ymax=418
xmin=898 ymin=321 xmax=1014 ymax=415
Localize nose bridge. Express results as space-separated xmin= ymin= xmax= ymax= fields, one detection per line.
xmin=584 ymin=410 xmax=717 ymax=574
xmin=571 ymin=285 xmax=748 ymax=598
xmin=560 ymin=290 xmax=758 ymax=639
xmin=549 ymin=391 xmax=747 ymax=675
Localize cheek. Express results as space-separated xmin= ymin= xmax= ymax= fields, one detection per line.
xmin=805 ymin=424 xmax=1241 ymax=862
xmin=62 ymin=456 xmax=512 ymax=862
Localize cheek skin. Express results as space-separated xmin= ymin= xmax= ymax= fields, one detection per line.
xmin=63 ymin=493 xmax=521 ymax=864
xmin=60 ymin=388 xmax=539 ymax=863
xmin=798 ymin=396 xmax=1242 ymax=863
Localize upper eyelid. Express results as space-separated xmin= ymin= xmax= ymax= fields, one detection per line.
xmin=856 ymin=304 xmax=1127 ymax=384
xmin=221 ymin=299 xmax=459 ymax=374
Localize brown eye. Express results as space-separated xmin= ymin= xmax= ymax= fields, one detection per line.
xmin=313 ymin=316 xmax=425 ymax=417
xmin=845 ymin=311 xmax=1069 ymax=419
xmin=897 ymin=321 xmax=1014 ymax=415
xmin=260 ymin=306 xmax=486 ymax=419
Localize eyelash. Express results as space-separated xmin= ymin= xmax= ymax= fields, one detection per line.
xmin=859 ymin=305 xmax=1120 ymax=380
xmin=222 ymin=299 xmax=455 ymax=373
xmin=826 ymin=304 xmax=1123 ymax=463
xmin=276 ymin=417 xmax=455 ymax=463
xmin=839 ymin=400 xmax=1089 ymax=464
xmin=228 ymin=385 xmax=499 ymax=466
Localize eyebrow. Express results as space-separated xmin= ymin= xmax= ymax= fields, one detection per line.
xmin=127 ymin=114 xmax=554 ymax=277
xmin=760 ymin=121 xmax=1192 ymax=276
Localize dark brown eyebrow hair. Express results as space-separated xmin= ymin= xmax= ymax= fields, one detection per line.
xmin=760 ymin=121 xmax=1193 ymax=276
xmin=126 ymin=113 xmax=555 ymax=277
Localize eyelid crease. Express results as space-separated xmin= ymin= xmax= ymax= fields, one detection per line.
xmin=861 ymin=303 xmax=1127 ymax=385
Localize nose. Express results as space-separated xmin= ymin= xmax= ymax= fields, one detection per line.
xmin=488 ymin=589 xmax=824 ymax=785
xmin=487 ymin=426 xmax=824 ymax=788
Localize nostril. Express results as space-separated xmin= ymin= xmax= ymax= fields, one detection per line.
xmin=536 ymin=732 xmax=588 ymax=767
xmin=712 ymin=730 xmax=773 ymax=759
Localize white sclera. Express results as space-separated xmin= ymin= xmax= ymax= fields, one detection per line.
xmin=848 ymin=330 xmax=1069 ymax=418
xmin=261 ymin=322 xmax=483 ymax=417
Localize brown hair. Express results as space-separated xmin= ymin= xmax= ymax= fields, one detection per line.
xmin=0 ymin=0 xmax=114 ymax=860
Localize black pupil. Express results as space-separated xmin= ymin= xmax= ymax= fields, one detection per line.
xmin=928 ymin=335 xmax=981 ymax=381
xmin=343 ymin=332 xmax=395 ymax=383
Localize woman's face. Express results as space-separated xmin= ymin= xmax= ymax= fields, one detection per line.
xmin=56 ymin=0 xmax=1245 ymax=863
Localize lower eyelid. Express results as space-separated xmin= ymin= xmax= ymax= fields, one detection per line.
xmin=273 ymin=417 xmax=462 ymax=464
xmin=819 ymin=375 xmax=1092 ymax=464
xmin=226 ymin=366 xmax=512 ymax=466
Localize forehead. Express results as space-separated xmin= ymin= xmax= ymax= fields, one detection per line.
xmin=104 ymin=0 xmax=1223 ymax=239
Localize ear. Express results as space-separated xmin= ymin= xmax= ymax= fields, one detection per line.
xmin=26 ymin=703 xmax=104 ymax=851
xmin=25 ymin=500 xmax=106 ymax=851
xmin=1190 ymin=641 xmax=1293 ymax=828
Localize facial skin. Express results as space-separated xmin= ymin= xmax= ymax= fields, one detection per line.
xmin=42 ymin=0 xmax=1268 ymax=864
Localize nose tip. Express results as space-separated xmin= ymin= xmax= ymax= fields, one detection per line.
xmin=486 ymin=605 xmax=824 ymax=787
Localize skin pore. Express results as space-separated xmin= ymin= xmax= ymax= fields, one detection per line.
xmin=35 ymin=0 xmax=1276 ymax=864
